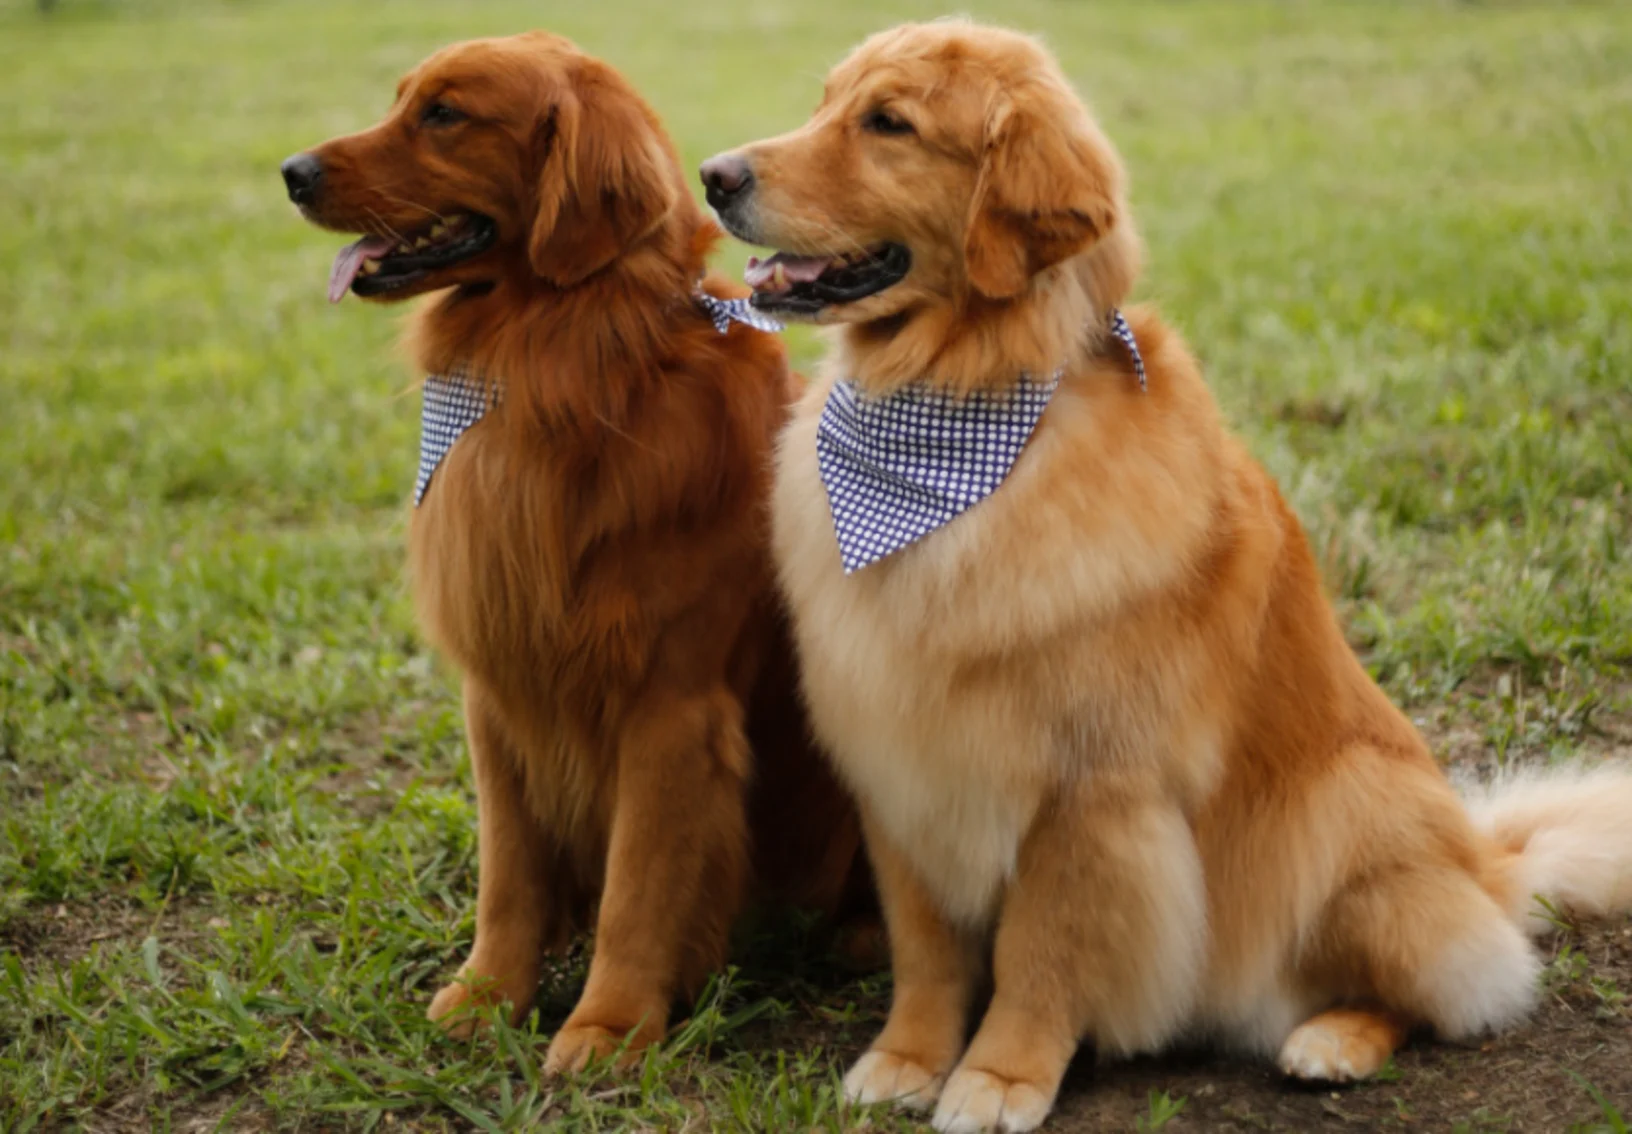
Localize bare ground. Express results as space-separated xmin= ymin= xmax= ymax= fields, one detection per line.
xmin=1047 ymin=915 xmax=1632 ymax=1132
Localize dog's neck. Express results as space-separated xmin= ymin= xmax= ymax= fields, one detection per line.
xmin=407 ymin=208 xmax=715 ymax=439
xmin=837 ymin=223 xmax=1142 ymax=398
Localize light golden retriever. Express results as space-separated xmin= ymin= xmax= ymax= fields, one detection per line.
xmin=702 ymin=20 xmax=1632 ymax=1132
xmin=283 ymin=32 xmax=865 ymax=1074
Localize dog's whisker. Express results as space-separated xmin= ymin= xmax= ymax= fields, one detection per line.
xmin=375 ymin=193 xmax=452 ymax=225
xmin=361 ymin=207 xmax=410 ymax=246
xmin=802 ymin=218 xmax=873 ymax=259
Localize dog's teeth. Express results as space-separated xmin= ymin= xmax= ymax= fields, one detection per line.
xmin=772 ymin=262 xmax=787 ymax=288
xmin=413 ymin=237 xmax=430 ymax=250
xmin=429 ymin=223 xmax=448 ymax=239
xmin=360 ymin=259 xmax=381 ymax=275
xmin=396 ymin=242 xmax=411 ymax=253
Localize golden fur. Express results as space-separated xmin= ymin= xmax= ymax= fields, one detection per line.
xmin=707 ymin=21 xmax=1632 ymax=1132
xmin=290 ymin=32 xmax=862 ymax=1074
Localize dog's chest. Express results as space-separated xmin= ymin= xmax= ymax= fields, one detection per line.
xmin=407 ymin=422 xmax=606 ymax=692
xmin=798 ymin=605 xmax=1055 ymax=926
xmin=814 ymin=664 xmax=1047 ymax=926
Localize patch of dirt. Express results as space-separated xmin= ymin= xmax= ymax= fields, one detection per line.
xmin=1046 ymin=917 xmax=1632 ymax=1132
xmin=73 ymin=1089 xmax=276 ymax=1134
xmin=0 ymin=893 xmax=214 ymax=971
xmin=1038 ymin=945 xmax=1619 ymax=1131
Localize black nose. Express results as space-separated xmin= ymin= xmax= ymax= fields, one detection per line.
xmin=280 ymin=153 xmax=323 ymax=206
xmin=700 ymin=153 xmax=753 ymax=212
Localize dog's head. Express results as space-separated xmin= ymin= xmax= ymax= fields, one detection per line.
xmin=701 ymin=21 xmax=1134 ymax=325
xmin=282 ymin=32 xmax=685 ymax=303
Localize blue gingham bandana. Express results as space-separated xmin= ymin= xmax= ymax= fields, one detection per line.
xmin=415 ymin=366 xmax=498 ymax=506
xmin=694 ymin=291 xmax=784 ymax=334
xmin=816 ymin=310 xmax=1144 ymax=573
xmin=1109 ymin=309 xmax=1146 ymax=390
xmin=413 ymin=292 xmax=781 ymax=506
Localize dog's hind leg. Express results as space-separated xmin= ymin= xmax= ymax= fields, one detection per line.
xmin=428 ymin=678 xmax=552 ymax=1035
xmin=1277 ymin=1006 xmax=1410 ymax=1082
xmin=1282 ymin=858 xmax=1539 ymax=1082
xmin=543 ymin=687 xmax=752 ymax=1075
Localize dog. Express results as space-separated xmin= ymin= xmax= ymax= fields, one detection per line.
xmin=702 ymin=20 xmax=1632 ymax=1132
xmin=281 ymin=31 xmax=864 ymax=1074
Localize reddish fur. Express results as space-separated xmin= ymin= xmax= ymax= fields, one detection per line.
xmin=293 ymin=31 xmax=862 ymax=1073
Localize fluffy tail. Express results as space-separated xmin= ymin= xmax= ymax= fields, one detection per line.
xmin=1462 ymin=764 xmax=1632 ymax=936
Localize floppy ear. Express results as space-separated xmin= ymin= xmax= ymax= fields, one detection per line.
xmin=529 ymin=65 xmax=678 ymax=287
xmin=963 ymin=93 xmax=1121 ymax=300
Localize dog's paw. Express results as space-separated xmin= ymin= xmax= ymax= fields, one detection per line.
xmin=843 ymin=1049 xmax=946 ymax=1111
xmin=427 ymin=981 xmax=484 ymax=1038
xmin=543 ymin=1022 xmax=644 ymax=1076
xmin=931 ymin=1066 xmax=1053 ymax=1134
xmin=427 ymin=973 xmax=524 ymax=1038
xmin=1278 ymin=1010 xmax=1400 ymax=1083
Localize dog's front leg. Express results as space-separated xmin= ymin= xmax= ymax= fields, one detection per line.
xmin=543 ymin=687 xmax=752 ymax=1075
xmin=428 ymin=678 xmax=551 ymax=1035
xmin=931 ymin=790 xmax=1207 ymax=1134
xmin=843 ymin=809 xmax=982 ymax=1113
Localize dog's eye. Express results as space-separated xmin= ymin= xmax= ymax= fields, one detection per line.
xmin=421 ymin=101 xmax=467 ymax=128
xmin=861 ymin=109 xmax=915 ymax=137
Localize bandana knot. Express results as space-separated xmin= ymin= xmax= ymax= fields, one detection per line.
xmin=693 ymin=291 xmax=785 ymax=335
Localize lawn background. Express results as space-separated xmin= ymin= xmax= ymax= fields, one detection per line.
xmin=2 ymin=0 xmax=1630 ymax=1130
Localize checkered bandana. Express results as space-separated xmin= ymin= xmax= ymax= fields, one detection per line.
xmin=413 ymin=292 xmax=782 ymax=506
xmin=694 ymin=291 xmax=785 ymax=334
xmin=415 ymin=366 xmax=498 ymax=506
xmin=816 ymin=310 xmax=1145 ymax=573
xmin=1109 ymin=309 xmax=1146 ymax=390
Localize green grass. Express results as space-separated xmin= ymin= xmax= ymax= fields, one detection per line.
xmin=2 ymin=0 xmax=1630 ymax=1129
xmin=1135 ymin=1090 xmax=1186 ymax=1132
xmin=1569 ymin=1070 xmax=1631 ymax=1134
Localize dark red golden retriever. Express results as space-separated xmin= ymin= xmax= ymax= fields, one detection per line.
xmin=281 ymin=31 xmax=863 ymax=1073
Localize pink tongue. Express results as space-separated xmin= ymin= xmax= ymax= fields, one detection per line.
xmin=328 ymin=236 xmax=396 ymax=304
xmin=744 ymin=252 xmax=835 ymax=293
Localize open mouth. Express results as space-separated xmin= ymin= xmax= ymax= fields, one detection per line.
xmin=326 ymin=213 xmax=497 ymax=303
xmin=743 ymin=243 xmax=910 ymax=316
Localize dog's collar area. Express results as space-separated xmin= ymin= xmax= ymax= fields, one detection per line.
xmin=815 ymin=310 xmax=1144 ymax=573
xmin=413 ymin=312 xmax=1139 ymax=526
xmin=415 ymin=301 xmax=777 ymax=507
